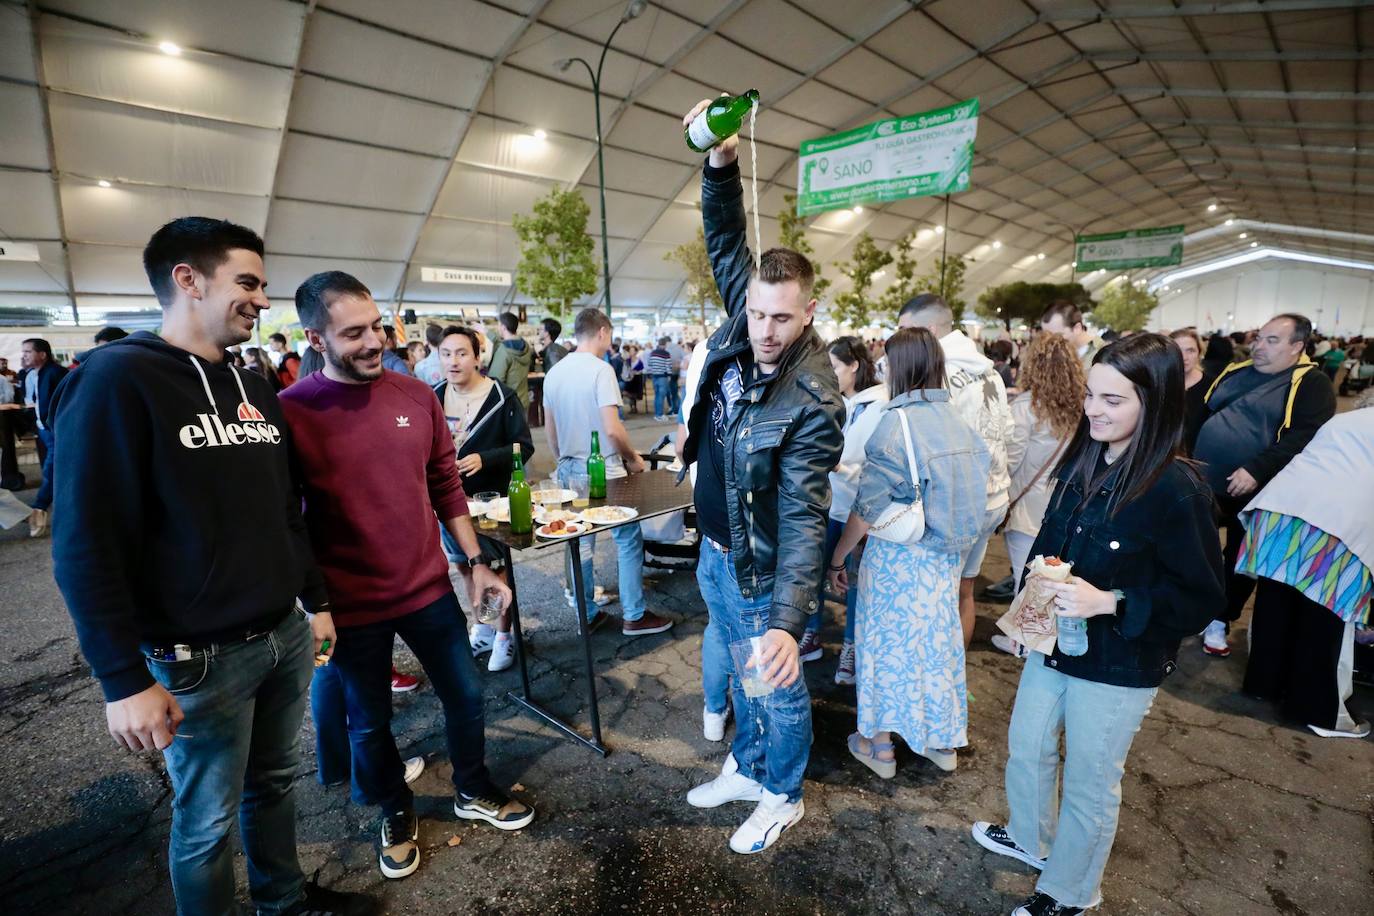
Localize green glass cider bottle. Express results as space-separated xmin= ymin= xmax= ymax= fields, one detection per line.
xmin=587 ymin=431 xmax=607 ymax=500
xmin=684 ymin=89 xmax=760 ymax=153
xmin=508 ymin=443 xmax=533 ymax=534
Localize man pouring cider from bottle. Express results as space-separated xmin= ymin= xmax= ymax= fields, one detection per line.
xmin=679 ymin=94 xmax=844 ymax=854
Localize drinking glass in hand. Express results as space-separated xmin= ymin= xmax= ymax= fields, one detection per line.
xmin=478 ymin=586 xmax=506 ymax=624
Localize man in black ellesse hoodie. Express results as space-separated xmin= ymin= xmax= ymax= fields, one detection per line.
xmin=48 ymin=218 xmax=374 ymax=916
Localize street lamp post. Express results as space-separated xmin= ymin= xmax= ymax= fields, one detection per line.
xmin=556 ymin=0 xmax=646 ymax=319
xmin=1046 ymin=217 xmax=1110 ymax=283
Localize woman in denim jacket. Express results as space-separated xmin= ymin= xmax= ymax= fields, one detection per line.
xmin=972 ymin=334 xmax=1224 ymax=916
xmin=829 ymin=328 xmax=990 ymax=777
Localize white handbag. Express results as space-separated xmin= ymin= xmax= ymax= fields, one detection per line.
xmin=867 ymin=407 xmax=926 ymax=545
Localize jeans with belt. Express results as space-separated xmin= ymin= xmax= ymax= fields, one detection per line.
xmin=1005 ymin=656 xmax=1157 ymax=908
xmin=697 ymin=540 xmax=811 ymax=801
xmin=556 ymin=458 xmax=645 ymax=621
xmin=144 ymin=609 xmax=313 ymax=916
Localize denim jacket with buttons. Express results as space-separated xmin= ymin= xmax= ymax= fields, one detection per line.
xmin=1030 ymin=456 xmax=1224 ymax=688
xmin=853 ymin=390 xmax=990 ymax=555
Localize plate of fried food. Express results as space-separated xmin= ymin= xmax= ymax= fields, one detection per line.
xmin=578 ymin=505 xmax=638 ymax=525
xmin=536 ymin=518 xmax=590 ymax=539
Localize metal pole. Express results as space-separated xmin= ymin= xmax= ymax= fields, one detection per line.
xmin=939 ymin=195 xmax=951 ymax=298
xmin=592 ymin=76 xmax=612 ymax=316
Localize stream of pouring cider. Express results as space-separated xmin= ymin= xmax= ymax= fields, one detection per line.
xmin=685 ymin=89 xmax=763 ymax=268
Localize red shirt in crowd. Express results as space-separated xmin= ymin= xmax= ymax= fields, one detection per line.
xmin=278 ymin=369 xmax=468 ymax=628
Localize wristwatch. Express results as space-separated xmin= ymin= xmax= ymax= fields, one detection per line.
xmin=465 ymin=556 xmax=489 ymax=569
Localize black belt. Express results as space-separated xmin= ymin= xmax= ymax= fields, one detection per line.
xmin=148 ymin=608 xmax=294 ymax=656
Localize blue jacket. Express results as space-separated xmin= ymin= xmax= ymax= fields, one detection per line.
xmin=854 ymin=389 xmax=990 ymax=555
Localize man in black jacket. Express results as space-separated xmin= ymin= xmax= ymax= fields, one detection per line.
xmin=679 ymin=97 xmax=844 ymax=855
xmin=1194 ymin=312 xmax=1335 ymax=657
xmin=14 ymin=338 xmax=66 ymax=535
xmin=48 ymin=217 xmax=373 ymax=916
xmin=537 ymin=317 xmax=568 ymax=373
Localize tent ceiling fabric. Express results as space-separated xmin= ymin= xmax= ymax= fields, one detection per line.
xmin=1 ymin=0 xmax=1370 ymax=323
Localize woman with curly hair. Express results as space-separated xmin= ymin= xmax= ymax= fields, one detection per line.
xmin=993 ymin=333 xmax=1087 ymax=658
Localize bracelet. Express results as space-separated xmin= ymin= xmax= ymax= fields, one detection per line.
xmin=827 ymin=561 xmax=845 ymax=572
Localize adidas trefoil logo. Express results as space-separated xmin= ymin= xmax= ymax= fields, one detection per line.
xmin=395 ymin=416 xmax=410 ymax=428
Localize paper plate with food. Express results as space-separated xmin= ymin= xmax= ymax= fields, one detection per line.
xmin=578 ymin=505 xmax=639 ymax=525
xmin=483 ymin=498 xmax=511 ymax=523
xmin=535 ymin=507 xmax=580 ymax=525
xmin=536 ymin=518 xmax=590 ymax=539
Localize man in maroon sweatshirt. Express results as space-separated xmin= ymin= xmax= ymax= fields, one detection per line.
xmin=279 ymin=271 xmax=535 ymax=881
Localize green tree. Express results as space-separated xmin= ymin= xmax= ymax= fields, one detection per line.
xmin=976 ymin=281 xmax=1092 ymax=328
xmin=512 ymin=188 xmax=599 ymax=317
xmin=877 ymin=231 xmax=919 ymax=322
xmin=830 ymin=232 xmax=892 ymax=328
xmin=664 ymin=227 xmax=723 ymax=329
xmin=778 ymin=193 xmax=830 ymax=302
xmin=912 ymin=254 xmax=968 ymax=323
xmin=1090 ymin=281 xmax=1158 ymax=332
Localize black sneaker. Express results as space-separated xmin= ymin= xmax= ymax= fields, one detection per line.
xmin=455 ymin=787 xmax=535 ymax=831
xmin=971 ymin=821 xmax=1046 ymax=870
xmin=379 ymin=807 xmax=419 ymax=879
xmin=982 ymin=575 xmax=1018 ymax=600
xmin=586 ymin=610 xmax=612 ymax=633
xmin=1011 ymin=891 xmax=1084 ymax=915
xmin=278 ymin=870 xmax=379 ymax=915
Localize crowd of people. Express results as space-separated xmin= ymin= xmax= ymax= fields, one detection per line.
xmin=3 ymin=98 xmax=1366 ymax=916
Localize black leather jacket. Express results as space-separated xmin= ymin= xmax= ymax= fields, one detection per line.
xmin=1029 ymin=457 xmax=1224 ymax=688
xmin=684 ymin=160 xmax=845 ymax=639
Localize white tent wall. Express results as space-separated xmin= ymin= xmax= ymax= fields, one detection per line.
xmin=1152 ymin=265 xmax=1374 ymax=338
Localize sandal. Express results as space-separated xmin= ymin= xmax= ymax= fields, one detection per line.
xmin=847 ymin=732 xmax=896 ymax=779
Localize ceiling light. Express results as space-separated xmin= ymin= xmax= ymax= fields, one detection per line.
xmin=1250 ymin=241 xmax=1258 ymax=248
xmin=1207 ymin=203 xmax=1217 ymax=212
xmin=992 ymin=240 xmax=1002 ymax=249
xmin=97 ymin=179 xmax=111 ymax=188
xmin=852 ymin=205 xmax=864 ymax=214
xmin=532 ymin=128 xmax=547 ymax=140
xmin=1239 ymin=232 xmax=1248 ymax=239
xmin=622 ymin=0 xmax=647 ymax=21
xmin=1224 ymin=218 xmax=1234 ymax=226
xmin=1070 ymin=260 xmax=1077 ymax=268
xmin=935 ymin=225 xmax=944 ymax=234
xmin=158 ymin=41 xmax=182 ymax=56
xmin=874 ymin=270 xmax=886 ymax=279
xmin=1036 ymin=252 xmax=1045 ymax=260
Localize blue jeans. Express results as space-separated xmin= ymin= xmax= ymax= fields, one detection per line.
xmin=702 ymin=603 xmax=730 ymax=715
xmin=34 ymin=427 xmax=54 ymax=511
xmin=310 ymin=661 xmax=368 ymax=804
xmin=696 ymin=541 xmax=811 ymax=802
xmin=328 ymin=592 xmax=494 ymax=813
xmin=651 ymin=375 xmax=672 ymax=418
xmin=808 ymin=517 xmax=858 ymax=643
xmin=145 ymin=609 xmax=313 ymax=916
xmin=1006 ymin=656 xmax=1157 ymax=908
xmin=557 ymin=460 xmax=645 ymax=621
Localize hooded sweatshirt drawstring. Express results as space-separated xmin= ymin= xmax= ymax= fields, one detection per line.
xmin=189 ymin=356 xmax=218 ymax=413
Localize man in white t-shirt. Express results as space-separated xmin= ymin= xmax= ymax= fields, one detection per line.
xmin=543 ymin=308 xmax=674 ymax=637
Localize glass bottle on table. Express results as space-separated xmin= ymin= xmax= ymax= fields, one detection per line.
xmin=587 ymin=431 xmax=607 ymax=500
xmin=508 ymin=443 xmax=532 ymax=535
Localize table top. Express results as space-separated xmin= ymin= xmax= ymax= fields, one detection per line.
xmin=476 ymin=468 xmax=693 ymax=552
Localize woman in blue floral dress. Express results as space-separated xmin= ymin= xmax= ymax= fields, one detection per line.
xmin=829 ymin=328 xmax=990 ymax=775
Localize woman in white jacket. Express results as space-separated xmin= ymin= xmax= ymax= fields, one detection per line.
xmin=993 ymin=333 xmax=1086 ymax=657
xmin=799 ymin=336 xmax=888 ymax=684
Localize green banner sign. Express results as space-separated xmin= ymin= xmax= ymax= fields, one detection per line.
xmin=1075 ymin=225 xmax=1185 ymax=270
xmin=795 ymin=98 xmax=979 ymax=216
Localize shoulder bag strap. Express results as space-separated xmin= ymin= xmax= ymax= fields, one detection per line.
xmin=999 ymin=434 xmax=1068 ymax=532
xmin=896 ymin=407 xmax=920 ymax=492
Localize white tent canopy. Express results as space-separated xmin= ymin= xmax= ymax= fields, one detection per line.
xmin=1 ymin=0 xmax=1370 ymax=327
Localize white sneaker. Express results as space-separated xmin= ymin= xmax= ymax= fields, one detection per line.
xmin=703 ymin=705 xmax=729 ymax=742
xmin=469 ymin=623 xmax=495 ymax=656
xmin=991 ymin=633 xmax=1029 ymax=659
xmin=403 ymin=755 xmax=425 ymax=784
xmin=1308 ymin=719 xmax=1371 ymax=739
xmin=728 ymin=790 xmax=804 ymax=854
xmin=687 ymin=766 xmax=763 ymax=808
xmin=1202 ymin=620 xmax=1231 ymax=657
xmin=488 ymin=633 xmax=515 ymax=672
xmin=565 ymin=587 xmax=617 ymax=609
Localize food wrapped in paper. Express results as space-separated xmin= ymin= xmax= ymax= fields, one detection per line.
xmin=996 ymin=555 xmax=1073 ymax=656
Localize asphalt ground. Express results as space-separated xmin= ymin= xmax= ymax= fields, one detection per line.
xmin=1 ymin=410 xmax=1369 ymax=915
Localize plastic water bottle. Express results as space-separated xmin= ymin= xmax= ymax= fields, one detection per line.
xmin=1057 ymin=614 xmax=1088 ymax=656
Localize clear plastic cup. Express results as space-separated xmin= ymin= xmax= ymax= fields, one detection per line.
xmin=477 ymin=586 xmax=506 ymax=624
xmin=569 ymin=473 xmax=591 ymax=508
xmin=729 ymin=636 xmax=774 ymax=698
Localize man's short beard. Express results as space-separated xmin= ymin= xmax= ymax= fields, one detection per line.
xmin=326 ymin=346 xmax=383 ymax=382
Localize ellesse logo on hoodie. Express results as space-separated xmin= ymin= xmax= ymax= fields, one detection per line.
xmin=179 ymin=407 xmax=282 ymax=449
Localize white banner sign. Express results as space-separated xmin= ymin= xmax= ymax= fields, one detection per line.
xmin=0 ymin=242 xmax=40 ymax=262
xmin=421 ymin=266 xmax=512 ymax=286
